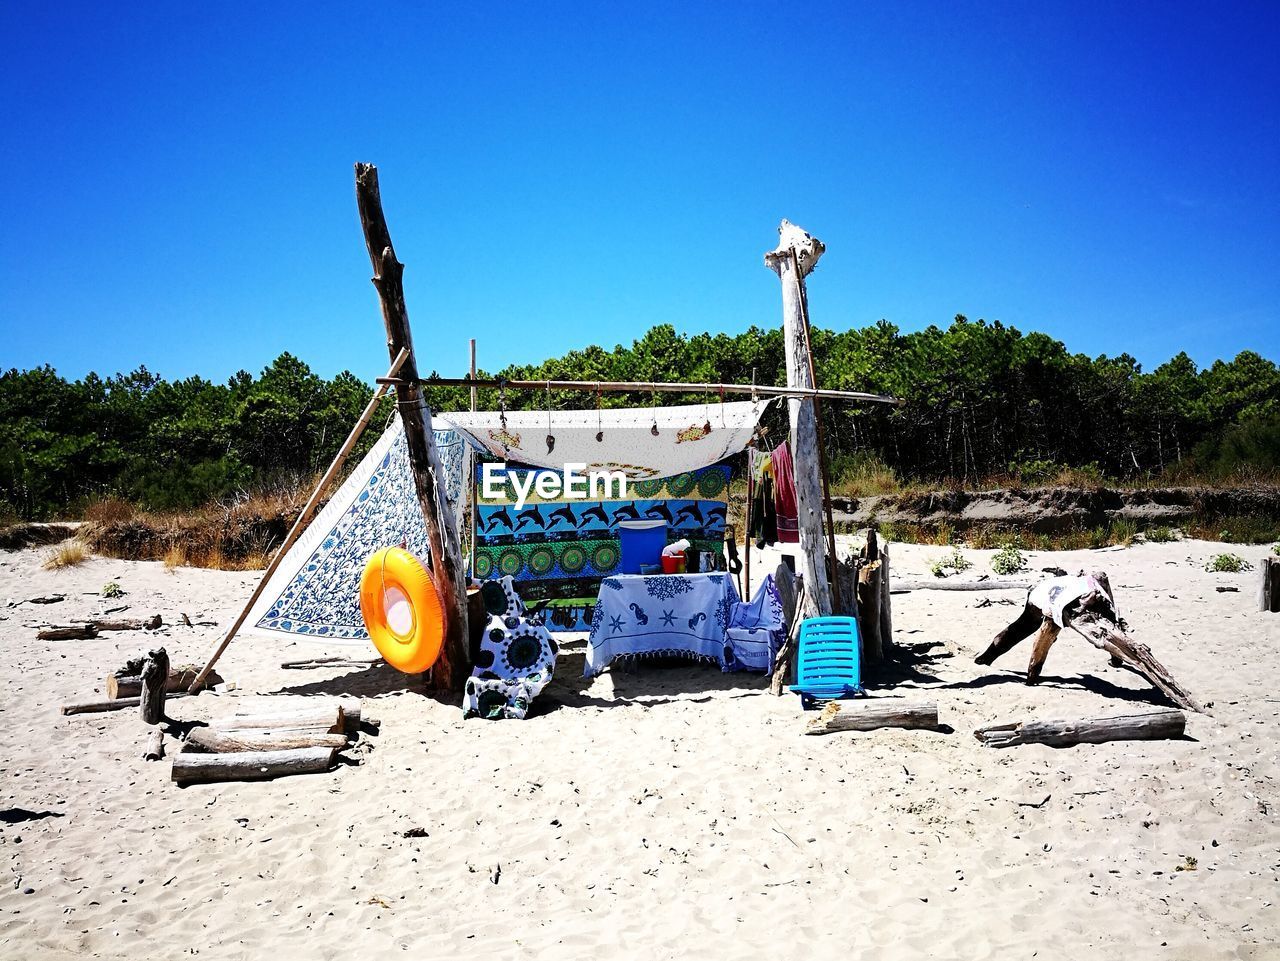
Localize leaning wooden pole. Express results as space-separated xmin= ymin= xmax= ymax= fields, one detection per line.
xmin=187 ymin=347 xmax=410 ymax=693
xmin=354 ymin=162 xmax=469 ymax=693
xmin=765 ymin=221 xmax=833 ymax=618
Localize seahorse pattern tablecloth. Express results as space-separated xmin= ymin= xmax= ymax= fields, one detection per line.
xmin=585 ymin=573 xmax=740 ymax=677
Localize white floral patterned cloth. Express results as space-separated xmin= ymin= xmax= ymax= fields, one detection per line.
xmin=585 ymin=572 xmax=740 ymax=676
xmin=464 ymin=577 xmax=558 ymax=720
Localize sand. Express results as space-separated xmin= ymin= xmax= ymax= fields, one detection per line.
xmin=1 ymin=537 xmax=1278 ymax=960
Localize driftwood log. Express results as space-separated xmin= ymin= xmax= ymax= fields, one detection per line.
xmin=139 ymin=648 xmax=170 ymax=724
xmin=974 ymin=708 xmax=1186 ymax=748
xmin=975 ymin=572 xmax=1204 ymax=713
xmin=804 ymin=700 xmax=939 ymax=735
xmin=108 ymin=664 xmax=218 ymax=699
xmin=61 ymin=696 xmax=141 ymax=715
xmin=143 ymin=728 xmax=165 ymax=760
xmin=38 ymin=615 xmax=162 ymax=640
xmin=171 ymin=747 xmax=338 ymax=784
xmin=185 ymin=728 xmax=349 ymax=753
xmin=892 ymin=579 xmax=1033 ymax=593
xmin=217 ymin=704 xmax=346 ymax=734
xmin=1261 ymin=557 xmax=1280 ymax=613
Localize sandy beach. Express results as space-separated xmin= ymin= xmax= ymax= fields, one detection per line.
xmin=2 ymin=536 xmax=1278 ymax=960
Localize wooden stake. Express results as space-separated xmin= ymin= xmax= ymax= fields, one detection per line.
xmin=765 ymin=221 xmax=833 ymax=618
xmin=974 ymin=708 xmax=1186 ymax=748
xmin=355 ymin=162 xmax=469 ymax=692
xmin=140 ymin=647 xmax=169 ymax=725
xmin=187 ymin=347 xmax=411 ymax=693
xmin=1261 ymin=557 xmax=1280 ymax=613
xmin=143 ymin=728 xmax=165 ymax=761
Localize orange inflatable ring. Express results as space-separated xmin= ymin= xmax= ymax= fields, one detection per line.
xmin=359 ymin=547 xmax=444 ymax=674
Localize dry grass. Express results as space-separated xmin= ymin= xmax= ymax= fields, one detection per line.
xmin=87 ymin=478 xmax=315 ymax=571
xmin=43 ymin=541 xmax=89 ymax=570
xmin=81 ymin=496 xmax=135 ymax=524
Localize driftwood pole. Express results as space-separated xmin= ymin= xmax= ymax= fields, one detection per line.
xmin=765 ymin=221 xmax=833 ymax=619
xmin=355 ymin=163 xmax=469 ymax=692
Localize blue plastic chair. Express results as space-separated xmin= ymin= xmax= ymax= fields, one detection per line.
xmin=790 ymin=616 xmax=862 ymax=710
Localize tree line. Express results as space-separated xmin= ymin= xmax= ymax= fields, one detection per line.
xmin=3 ymin=316 xmax=1278 ymax=520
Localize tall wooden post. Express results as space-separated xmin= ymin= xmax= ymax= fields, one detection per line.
xmin=765 ymin=220 xmax=833 ymax=618
xmin=354 ymin=163 xmax=469 ymax=692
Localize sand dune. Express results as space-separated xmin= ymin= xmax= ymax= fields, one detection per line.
xmin=1 ymin=537 xmax=1277 ymax=959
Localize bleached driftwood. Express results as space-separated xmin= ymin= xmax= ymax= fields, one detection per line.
xmin=804 ymin=700 xmax=939 ymax=735
xmin=61 ymin=696 xmax=141 ymax=715
xmin=892 ymin=580 xmax=1033 ymax=593
xmin=975 ymin=572 xmax=1203 ymax=713
xmin=143 ymin=728 xmax=165 ymax=760
xmin=215 ymin=704 xmax=346 ymax=734
xmin=38 ymin=615 xmax=162 ymax=640
xmin=185 ymin=728 xmax=349 ymax=753
xmin=765 ymin=220 xmax=832 ymax=618
xmin=108 ymin=664 xmax=217 ymax=699
xmin=171 ymin=747 xmax=338 ymax=783
xmin=974 ymin=708 xmax=1186 ymax=748
xmin=140 ymin=648 xmax=169 ymax=725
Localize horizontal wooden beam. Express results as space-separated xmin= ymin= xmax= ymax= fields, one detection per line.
xmin=377 ymin=375 xmax=903 ymax=407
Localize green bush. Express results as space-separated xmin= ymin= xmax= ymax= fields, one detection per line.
xmin=991 ymin=544 xmax=1027 ymax=575
xmin=929 ymin=549 xmax=973 ymax=578
xmin=1145 ymin=526 xmax=1179 ymax=543
xmin=1204 ymin=553 xmax=1252 ymax=573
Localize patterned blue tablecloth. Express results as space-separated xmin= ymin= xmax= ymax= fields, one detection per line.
xmin=585 ymin=572 xmax=741 ymax=677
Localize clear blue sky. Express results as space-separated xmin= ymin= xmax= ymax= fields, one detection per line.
xmin=2 ymin=1 xmax=1277 ymax=384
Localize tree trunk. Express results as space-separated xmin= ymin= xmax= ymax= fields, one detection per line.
xmin=139 ymin=648 xmax=169 ymax=725
xmin=1067 ymin=609 xmax=1204 ymax=713
xmin=974 ymin=708 xmax=1186 ymax=748
xmin=764 ymin=220 xmax=832 ymax=619
xmin=171 ymin=747 xmax=338 ymax=784
xmin=804 ymin=700 xmax=939 ymax=735
xmin=185 ymin=728 xmax=349 ymax=753
xmin=355 ymin=162 xmax=469 ymax=693
xmin=1024 ymin=619 xmax=1062 ymax=684
xmin=878 ymin=542 xmax=894 ymax=657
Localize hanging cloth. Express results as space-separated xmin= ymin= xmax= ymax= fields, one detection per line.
xmin=750 ymin=449 xmax=778 ymax=548
xmin=772 ymin=441 xmax=799 ymax=544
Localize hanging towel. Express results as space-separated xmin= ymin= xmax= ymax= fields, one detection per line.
xmin=772 ymin=442 xmax=799 ymax=544
xmin=749 ymin=450 xmax=777 ymax=548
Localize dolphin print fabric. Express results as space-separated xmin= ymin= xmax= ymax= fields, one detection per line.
xmin=463 ymin=576 xmax=558 ymax=720
xmin=473 ymin=462 xmax=733 ymax=632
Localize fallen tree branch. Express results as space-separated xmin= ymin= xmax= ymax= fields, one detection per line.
xmin=974 ymin=708 xmax=1186 ymax=748
xmin=171 ymin=747 xmax=338 ymax=784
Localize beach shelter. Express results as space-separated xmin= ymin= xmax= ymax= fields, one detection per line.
xmin=240 ymin=401 xmax=770 ymax=644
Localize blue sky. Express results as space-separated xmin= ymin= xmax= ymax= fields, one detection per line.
xmin=2 ymin=1 xmax=1277 ymax=384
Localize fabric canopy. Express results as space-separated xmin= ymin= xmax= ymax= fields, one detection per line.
xmin=243 ymin=417 xmax=467 ymax=644
xmin=436 ymin=400 xmax=770 ymax=479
